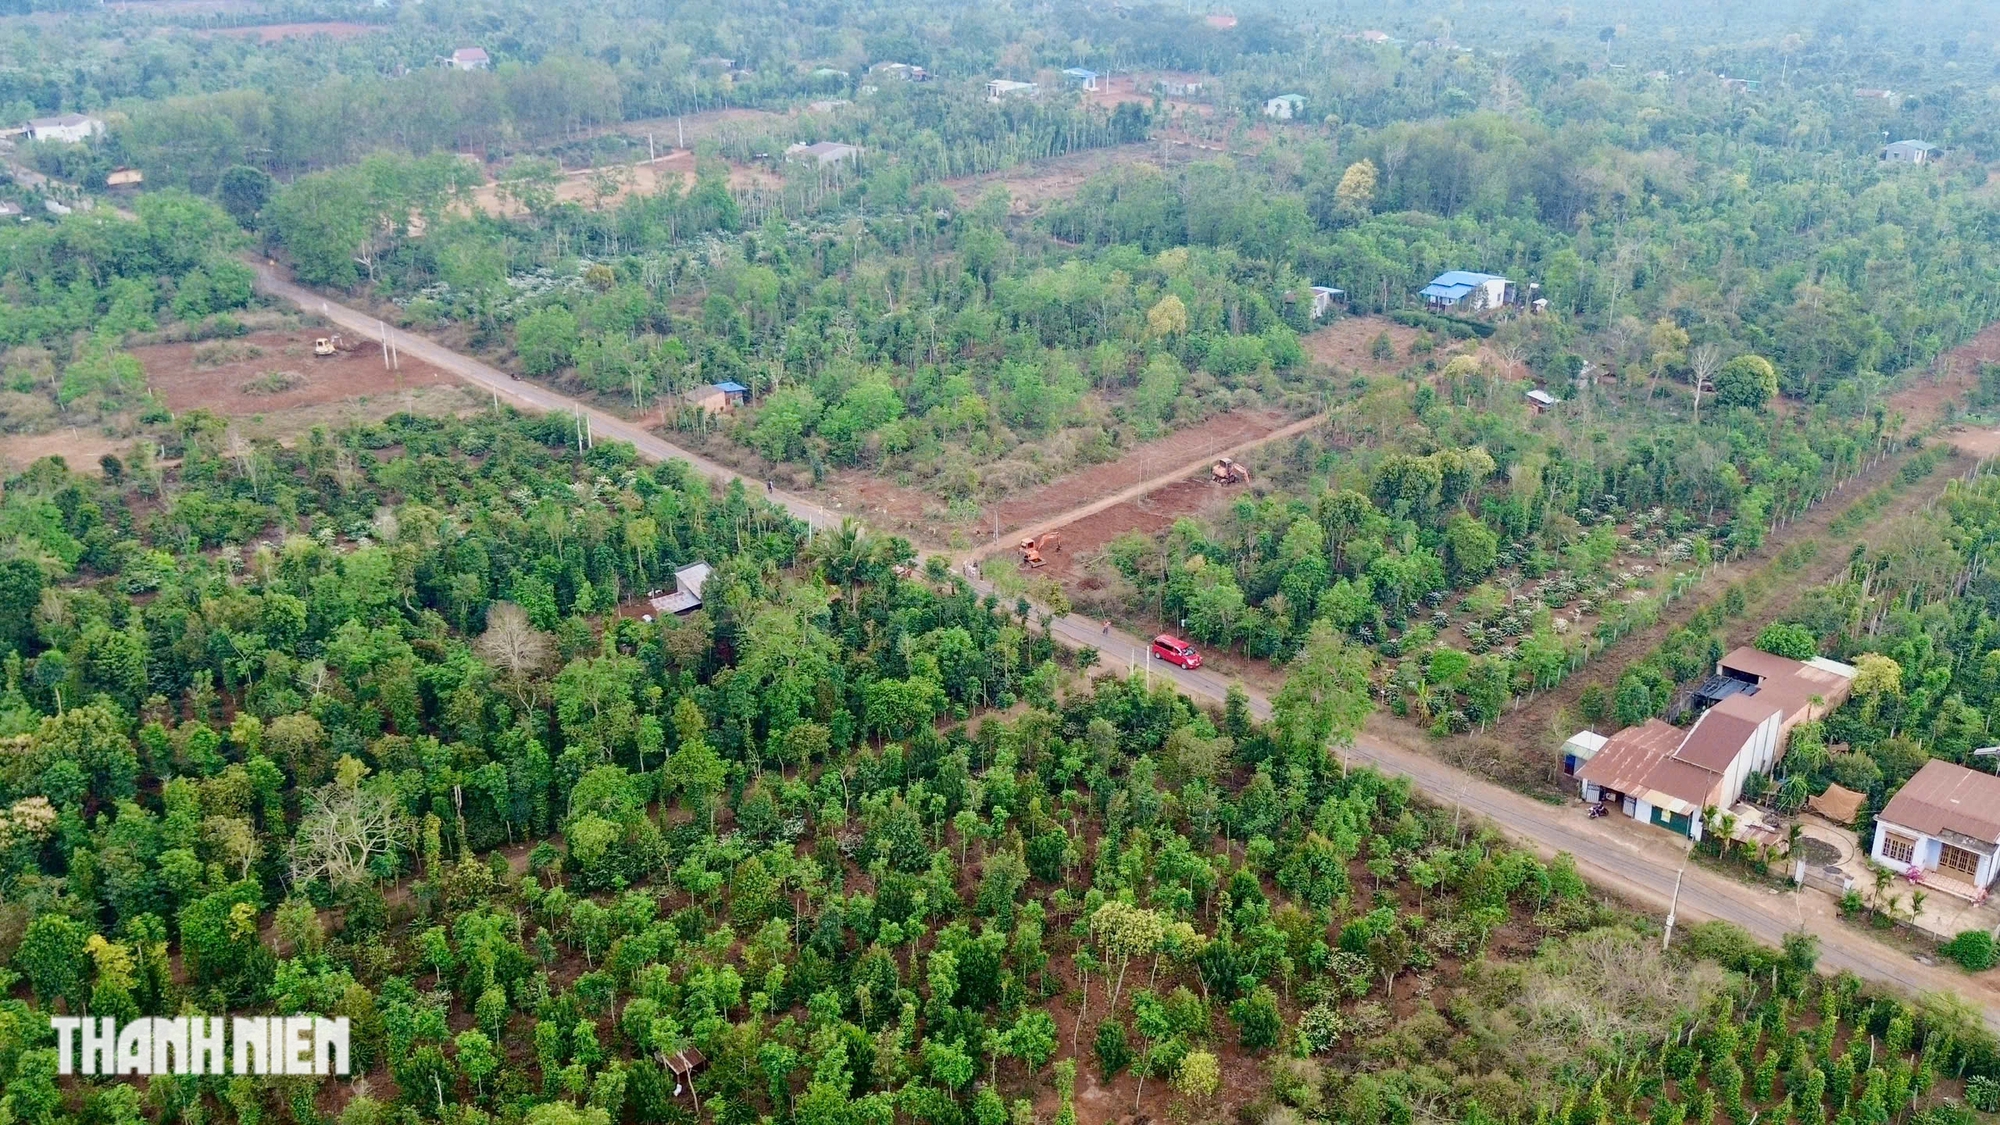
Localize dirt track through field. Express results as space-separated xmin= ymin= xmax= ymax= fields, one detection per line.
xmin=967 ymin=411 xmax=1325 ymax=561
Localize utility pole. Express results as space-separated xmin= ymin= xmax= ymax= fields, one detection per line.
xmin=1663 ymin=837 xmax=1694 ymax=951
xmin=677 ymin=116 xmax=685 ymax=148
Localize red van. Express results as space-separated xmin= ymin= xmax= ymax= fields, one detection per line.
xmin=1151 ymin=635 xmax=1202 ymax=669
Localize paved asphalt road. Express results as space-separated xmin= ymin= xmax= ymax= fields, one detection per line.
xmin=256 ymin=266 xmax=1997 ymax=1024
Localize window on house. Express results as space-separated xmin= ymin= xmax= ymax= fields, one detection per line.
xmin=1882 ymin=834 xmax=1915 ymax=864
xmin=1939 ymin=843 xmax=1981 ymax=879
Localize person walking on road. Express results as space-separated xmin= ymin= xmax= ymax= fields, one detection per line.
xmin=1103 ymin=619 xmax=1111 ymax=635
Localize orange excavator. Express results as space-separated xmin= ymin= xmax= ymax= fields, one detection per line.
xmin=1018 ymin=531 xmax=1061 ymax=567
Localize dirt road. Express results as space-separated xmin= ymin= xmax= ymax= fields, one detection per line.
xmin=967 ymin=410 xmax=1327 ymax=562
xmin=253 ymin=267 xmax=1999 ymax=1024
xmin=253 ymin=265 xmax=845 ymax=536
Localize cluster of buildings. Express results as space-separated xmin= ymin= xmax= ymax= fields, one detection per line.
xmin=1569 ymin=648 xmax=1857 ymax=843
xmin=1565 ymin=641 xmax=2000 ymax=898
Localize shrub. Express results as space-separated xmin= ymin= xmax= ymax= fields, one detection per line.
xmin=1754 ymin=622 xmax=1818 ymax=661
xmin=1966 ymin=1075 xmax=2000 ymax=1113
xmin=1940 ymin=930 xmax=1998 ymax=972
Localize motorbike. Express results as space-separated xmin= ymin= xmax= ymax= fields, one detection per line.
xmin=1587 ymin=803 xmax=1608 ymax=819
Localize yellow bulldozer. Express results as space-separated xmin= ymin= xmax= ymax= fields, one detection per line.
xmin=1211 ymin=457 xmax=1250 ymax=484
xmin=312 ymin=333 xmax=353 ymax=357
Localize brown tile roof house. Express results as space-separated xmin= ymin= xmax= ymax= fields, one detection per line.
xmin=1575 ymin=647 xmax=1855 ymax=838
xmin=1871 ymin=760 xmax=2000 ymax=896
xmin=1878 ymin=761 xmax=2000 ymax=844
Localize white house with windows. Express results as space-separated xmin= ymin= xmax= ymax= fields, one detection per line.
xmin=986 ymin=79 xmax=1037 ymax=101
xmin=1871 ymin=760 xmax=2000 ymax=898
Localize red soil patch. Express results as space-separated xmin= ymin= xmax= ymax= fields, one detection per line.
xmin=983 ymin=409 xmax=1290 ymax=536
xmin=1896 ymin=316 xmax=2000 ymax=428
xmin=136 ymin=330 xmax=461 ymax=416
xmin=1082 ymin=72 xmax=1216 ymax=118
xmin=812 ymin=408 xmax=1300 ymax=548
xmin=1019 ymin=477 xmax=1223 ymax=586
xmin=207 ymin=21 xmax=377 ymax=41
xmin=0 ymin=429 xmax=127 ymax=475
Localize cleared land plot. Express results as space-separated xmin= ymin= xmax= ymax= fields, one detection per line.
xmin=135 ymin=330 xmax=461 ymax=416
xmin=1021 ymin=477 xmax=1222 ymax=584
xmin=1081 ymin=72 xmax=1216 ymax=118
xmin=1303 ymin=315 xmax=1428 ymax=375
xmin=610 ymin=107 xmax=792 ymax=145
xmin=946 ymin=143 xmax=1157 ymax=209
xmin=803 ymin=407 xmax=1300 ymax=548
xmin=979 ymin=408 xmax=1291 ymax=535
xmin=466 ymin=150 xmax=781 ymax=218
xmin=0 ymin=430 xmax=131 ymax=476
xmin=1893 ymin=317 xmax=2000 ymax=450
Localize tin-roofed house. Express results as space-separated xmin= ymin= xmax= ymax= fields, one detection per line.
xmin=1263 ymin=94 xmax=1306 ymax=119
xmin=1881 ymin=139 xmax=1941 ymax=166
xmin=1574 ymin=647 xmax=1856 ymax=840
xmin=1870 ymin=760 xmax=2000 ymax=897
xmin=986 ymin=79 xmax=1038 ymax=101
xmin=27 ymin=113 xmax=104 ymax=143
xmin=684 ymin=381 xmax=749 ymax=414
xmin=1308 ymin=286 xmax=1344 ymax=320
xmin=649 ymin=563 xmax=713 ymax=617
xmin=1420 ymin=271 xmax=1511 ymax=312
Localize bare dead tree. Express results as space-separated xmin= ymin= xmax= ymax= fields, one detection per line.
xmin=289 ymin=780 xmax=406 ymax=888
xmin=1688 ymin=344 xmax=1722 ymax=425
xmin=476 ymin=602 xmax=553 ymax=707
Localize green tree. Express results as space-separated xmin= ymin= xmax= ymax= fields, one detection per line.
xmin=1443 ymin=516 xmax=1499 ymax=585
xmin=1755 ymin=623 xmax=1818 ymax=661
xmin=663 ymin=698 xmax=727 ymax=827
xmin=517 ymin=306 xmax=582 ymax=377
xmin=218 ymin=164 xmax=275 ymax=227
xmin=1229 ymin=986 xmax=1283 ymax=1050
xmin=17 ymin=913 xmax=88 ymax=1009
xmin=1270 ymin=620 xmax=1373 ymax=770
xmin=1714 ymin=354 xmax=1779 ymax=409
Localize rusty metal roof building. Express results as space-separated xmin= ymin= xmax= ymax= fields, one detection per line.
xmin=1575 ymin=720 xmax=1684 ymax=796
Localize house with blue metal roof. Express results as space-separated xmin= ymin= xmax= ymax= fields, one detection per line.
xmin=686 ymin=381 xmax=750 ymax=413
xmin=1419 ymin=270 xmax=1511 ymax=312
xmin=1062 ymin=68 xmax=1100 ymax=91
